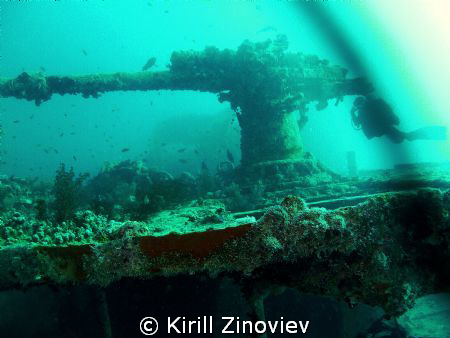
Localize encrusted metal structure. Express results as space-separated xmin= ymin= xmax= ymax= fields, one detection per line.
xmin=0 ymin=179 xmax=449 ymax=318
xmin=0 ymin=39 xmax=448 ymax=337
xmin=0 ymin=37 xmax=371 ymax=179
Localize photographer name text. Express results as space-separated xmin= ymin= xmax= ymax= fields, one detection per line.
xmin=140 ymin=316 xmax=309 ymax=335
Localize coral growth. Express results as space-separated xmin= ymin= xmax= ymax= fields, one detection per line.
xmin=0 ymin=176 xmax=448 ymax=318
xmin=52 ymin=163 xmax=89 ymax=222
xmin=87 ymin=160 xmax=205 ymax=220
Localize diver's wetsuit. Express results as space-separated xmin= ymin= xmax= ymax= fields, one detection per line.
xmin=351 ymin=97 xmax=407 ymax=143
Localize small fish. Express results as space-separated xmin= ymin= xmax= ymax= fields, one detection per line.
xmin=54 ymin=149 xmax=59 ymax=154
xmin=29 ymin=114 xmax=34 ymax=119
xmin=226 ymin=149 xmax=235 ymax=163
xmin=59 ymin=133 xmax=64 ymax=137
xmin=177 ymin=148 xmax=187 ymax=153
xmin=161 ymin=143 xmax=167 ymax=147
xmin=64 ymin=113 xmax=67 ymax=117
xmin=194 ymin=149 xmax=199 ymax=155
xmin=73 ymin=155 xmax=77 ymax=161
xmin=82 ymin=49 xmax=88 ymax=56
xmin=39 ymin=66 xmax=46 ymax=72
xmin=13 ymin=120 xmax=20 ymax=123
xmin=142 ymin=57 xmax=156 ymax=71
xmin=121 ymin=148 xmax=130 ymax=153
xmin=179 ymin=159 xmax=188 ymax=164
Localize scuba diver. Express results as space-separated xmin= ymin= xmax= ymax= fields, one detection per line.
xmin=351 ymin=96 xmax=447 ymax=143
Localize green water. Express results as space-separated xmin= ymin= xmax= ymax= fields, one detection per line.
xmin=0 ymin=2 xmax=449 ymax=338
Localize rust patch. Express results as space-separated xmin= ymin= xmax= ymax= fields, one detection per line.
xmin=139 ymin=224 xmax=253 ymax=259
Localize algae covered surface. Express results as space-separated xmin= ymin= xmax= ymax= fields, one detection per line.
xmin=0 ymin=195 xmax=253 ymax=247
xmin=0 ymin=183 xmax=448 ymax=320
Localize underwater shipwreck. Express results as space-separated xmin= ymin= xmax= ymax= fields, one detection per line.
xmin=0 ymin=37 xmax=449 ymax=337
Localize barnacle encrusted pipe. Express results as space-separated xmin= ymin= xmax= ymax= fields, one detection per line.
xmin=0 ymin=46 xmax=370 ymax=105
xmin=0 ymin=37 xmax=372 ymax=165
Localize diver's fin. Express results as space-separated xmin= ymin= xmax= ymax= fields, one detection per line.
xmin=407 ymin=126 xmax=447 ymax=141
